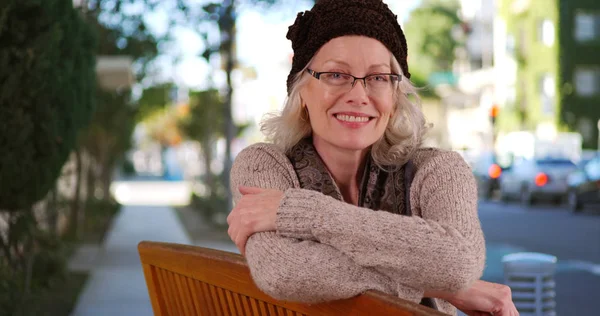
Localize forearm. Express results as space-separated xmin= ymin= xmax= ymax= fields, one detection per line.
xmin=244 ymin=231 xmax=423 ymax=304
xmin=423 ymin=289 xmax=456 ymax=301
xmin=277 ymin=188 xmax=484 ymax=292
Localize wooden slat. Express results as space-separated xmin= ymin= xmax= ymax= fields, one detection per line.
xmin=186 ymin=277 xmax=203 ymax=315
xmin=158 ymin=268 xmax=179 ymax=315
xmin=276 ymin=305 xmax=287 ymax=315
xmin=232 ymin=292 xmax=245 ymax=316
xmin=166 ymin=270 xmax=185 ymax=315
xmin=217 ymin=286 xmax=232 ymax=315
xmin=208 ymin=284 xmax=224 ymax=316
xmin=224 ymin=289 xmax=237 ymax=315
xmin=141 ymin=264 xmax=165 ymax=316
xmin=258 ymin=300 xmax=269 ymax=315
xmin=139 ymin=241 xmax=446 ymax=316
xmin=175 ymin=274 xmax=193 ymax=316
xmin=267 ymin=302 xmax=276 ymax=315
xmin=240 ymin=294 xmax=253 ymax=315
xmin=199 ymin=280 xmax=216 ymax=316
xmin=249 ymin=297 xmax=261 ymax=315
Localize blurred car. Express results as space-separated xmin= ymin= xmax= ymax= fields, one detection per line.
xmin=472 ymin=151 xmax=510 ymax=200
xmin=499 ymin=157 xmax=577 ymax=206
xmin=566 ymin=155 xmax=600 ymax=212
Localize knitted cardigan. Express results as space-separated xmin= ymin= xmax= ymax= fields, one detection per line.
xmin=230 ymin=142 xmax=486 ymax=315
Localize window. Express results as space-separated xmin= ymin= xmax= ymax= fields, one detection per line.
xmin=518 ymin=24 xmax=528 ymax=56
xmin=539 ymin=74 xmax=555 ymax=115
xmin=506 ymin=34 xmax=516 ymax=57
xmin=536 ymin=159 xmax=575 ymax=167
xmin=575 ymin=12 xmax=600 ymax=42
xmin=538 ymin=19 xmax=555 ymax=46
xmin=574 ymin=68 xmax=600 ymax=96
xmin=584 ymin=158 xmax=600 ymax=181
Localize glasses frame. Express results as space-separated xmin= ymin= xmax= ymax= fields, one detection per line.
xmin=306 ymin=69 xmax=401 ymax=93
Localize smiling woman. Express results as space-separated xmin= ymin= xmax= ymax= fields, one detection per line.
xmin=225 ymin=0 xmax=518 ymax=315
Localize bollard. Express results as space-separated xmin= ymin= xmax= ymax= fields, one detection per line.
xmin=502 ymin=252 xmax=557 ymax=316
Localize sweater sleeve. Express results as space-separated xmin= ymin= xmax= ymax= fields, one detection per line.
xmin=276 ymin=150 xmax=486 ymax=293
xmin=230 ymin=144 xmax=419 ymax=303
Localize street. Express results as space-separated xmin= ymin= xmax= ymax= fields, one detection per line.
xmin=478 ymin=200 xmax=600 ymax=315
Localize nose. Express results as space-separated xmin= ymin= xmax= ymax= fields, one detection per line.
xmin=346 ymin=79 xmax=369 ymax=105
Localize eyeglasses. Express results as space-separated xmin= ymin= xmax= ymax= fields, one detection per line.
xmin=307 ymin=69 xmax=401 ymax=95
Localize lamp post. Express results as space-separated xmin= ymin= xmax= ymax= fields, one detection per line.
xmin=597 ymin=119 xmax=600 ymax=155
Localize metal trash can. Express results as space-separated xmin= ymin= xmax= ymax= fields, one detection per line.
xmin=502 ymin=252 xmax=557 ymax=316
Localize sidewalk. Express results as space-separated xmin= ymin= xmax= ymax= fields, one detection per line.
xmin=70 ymin=205 xmax=192 ymax=316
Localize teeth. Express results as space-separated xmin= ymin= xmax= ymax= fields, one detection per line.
xmin=335 ymin=114 xmax=370 ymax=122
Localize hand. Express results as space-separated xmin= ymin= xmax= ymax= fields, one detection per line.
xmin=440 ymin=280 xmax=519 ymax=316
xmin=226 ymin=186 xmax=284 ymax=255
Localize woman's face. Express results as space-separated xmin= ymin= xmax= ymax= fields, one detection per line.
xmin=300 ymin=36 xmax=396 ymax=153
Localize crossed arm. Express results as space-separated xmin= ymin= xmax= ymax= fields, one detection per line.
xmin=228 ymin=144 xmax=517 ymax=315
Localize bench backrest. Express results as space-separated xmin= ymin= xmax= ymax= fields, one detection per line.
xmin=138 ymin=241 xmax=445 ymax=316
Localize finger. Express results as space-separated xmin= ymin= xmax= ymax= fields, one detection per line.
xmin=234 ymin=231 xmax=248 ymax=256
xmin=227 ymin=206 xmax=240 ymax=225
xmin=239 ymin=186 xmax=265 ymax=195
xmin=237 ymin=229 xmax=249 ymax=256
xmin=511 ymin=307 xmax=520 ymax=316
xmin=227 ymin=224 xmax=237 ymax=242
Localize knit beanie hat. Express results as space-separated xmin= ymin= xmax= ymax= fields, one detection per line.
xmin=286 ymin=0 xmax=410 ymax=95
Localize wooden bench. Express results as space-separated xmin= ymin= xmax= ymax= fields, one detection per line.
xmin=138 ymin=241 xmax=446 ymax=316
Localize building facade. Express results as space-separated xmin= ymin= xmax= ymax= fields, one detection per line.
xmin=496 ymin=0 xmax=600 ymax=149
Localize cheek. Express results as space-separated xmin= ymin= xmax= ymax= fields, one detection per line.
xmin=377 ymin=98 xmax=395 ymax=117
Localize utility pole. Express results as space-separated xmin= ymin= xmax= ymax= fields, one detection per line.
xmin=219 ymin=2 xmax=236 ymax=211
xmin=490 ymin=104 xmax=499 ymax=155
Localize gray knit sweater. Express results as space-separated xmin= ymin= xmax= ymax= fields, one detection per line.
xmin=230 ymin=142 xmax=486 ymax=315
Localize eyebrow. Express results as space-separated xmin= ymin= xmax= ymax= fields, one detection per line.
xmin=322 ymin=60 xmax=391 ymax=71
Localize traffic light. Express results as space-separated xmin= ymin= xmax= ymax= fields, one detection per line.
xmin=490 ymin=104 xmax=499 ymax=125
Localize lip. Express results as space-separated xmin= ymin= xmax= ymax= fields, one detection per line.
xmin=332 ymin=111 xmax=375 ymax=118
xmin=332 ymin=111 xmax=376 ymax=129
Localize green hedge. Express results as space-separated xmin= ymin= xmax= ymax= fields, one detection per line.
xmin=0 ymin=0 xmax=96 ymax=210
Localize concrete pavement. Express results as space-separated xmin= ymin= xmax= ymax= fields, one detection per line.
xmin=70 ymin=205 xmax=192 ymax=316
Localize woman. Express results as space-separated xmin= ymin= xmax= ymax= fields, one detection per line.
xmin=227 ymin=0 xmax=517 ymax=315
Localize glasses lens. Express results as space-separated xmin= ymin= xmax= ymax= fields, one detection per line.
xmin=366 ymin=75 xmax=398 ymax=93
xmin=320 ymin=73 xmax=353 ymax=86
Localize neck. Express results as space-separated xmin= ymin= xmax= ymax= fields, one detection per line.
xmin=312 ymin=137 xmax=369 ymax=205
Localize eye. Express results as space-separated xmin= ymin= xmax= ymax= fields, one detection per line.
xmin=367 ymin=74 xmax=389 ymax=82
xmin=323 ymin=72 xmax=348 ymax=80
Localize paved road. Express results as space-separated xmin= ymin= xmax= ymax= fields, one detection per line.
xmin=478 ymin=200 xmax=600 ymax=315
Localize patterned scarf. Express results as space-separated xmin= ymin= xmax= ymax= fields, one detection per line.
xmin=286 ymin=138 xmax=408 ymax=215
xmin=287 ymin=138 xmax=439 ymax=310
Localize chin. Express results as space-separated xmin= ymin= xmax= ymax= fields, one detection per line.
xmin=332 ymin=136 xmax=376 ymax=151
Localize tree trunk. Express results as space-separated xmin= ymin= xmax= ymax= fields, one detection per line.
xmin=69 ymin=148 xmax=83 ymax=240
xmin=86 ymin=153 xmax=96 ymax=203
xmin=47 ymin=186 xmax=58 ymax=237
xmin=201 ymin=140 xmax=214 ymax=197
xmin=101 ymin=161 xmax=113 ymax=202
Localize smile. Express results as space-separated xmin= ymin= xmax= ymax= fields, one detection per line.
xmin=335 ymin=114 xmax=371 ymax=122
xmin=333 ymin=113 xmax=375 ymax=128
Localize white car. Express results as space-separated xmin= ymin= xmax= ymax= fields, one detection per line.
xmin=499 ymin=157 xmax=578 ymax=206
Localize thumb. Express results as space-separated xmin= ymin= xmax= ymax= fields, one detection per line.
xmin=239 ymin=185 xmax=265 ymax=195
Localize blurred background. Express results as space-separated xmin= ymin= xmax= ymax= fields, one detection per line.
xmin=0 ymin=0 xmax=598 ymax=315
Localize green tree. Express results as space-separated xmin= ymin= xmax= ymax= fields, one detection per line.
xmin=177 ymin=89 xmax=249 ymax=221
xmin=179 ymin=90 xmax=224 ymax=197
xmin=404 ymin=0 xmax=464 ymax=79
xmin=0 ymin=0 xmax=96 ymax=211
xmin=173 ymin=0 xmax=314 ymax=209
xmin=77 ymin=0 xmax=164 ymax=204
xmin=0 ymin=0 xmax=96 ymax=313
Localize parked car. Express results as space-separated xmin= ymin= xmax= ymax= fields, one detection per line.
xmin=566 ymin=155 xmax=600 ymax=212
xmin=499 ymin=157 xmax=577 ymax=206
xmin=472 ymin=151 xmax=510 ymax=200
